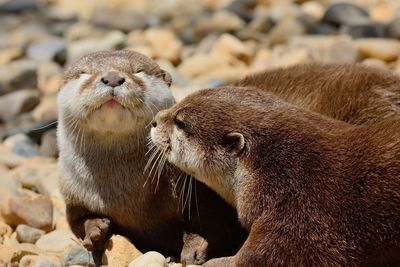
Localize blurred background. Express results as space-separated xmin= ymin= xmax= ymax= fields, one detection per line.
xmin=0 ymin=0 xmax=400 ymax=266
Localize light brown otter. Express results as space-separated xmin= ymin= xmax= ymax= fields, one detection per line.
xmin=235 ymin=63 xmax=400 ymax=125
xmin=151 ymin=87 xmax=400 ymax=266
xmin=57 ymin=50 xmax=246 ymax=265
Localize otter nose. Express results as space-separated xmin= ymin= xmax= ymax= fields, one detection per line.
xmin=151 ymin=120 xmax=157 ymax=128
xmin=101 ymin=76 xmax=125 ymax=87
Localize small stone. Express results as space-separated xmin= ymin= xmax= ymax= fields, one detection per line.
xmin=19 ymin=254 xmax=61 ymax=267
xmin=16 ymin=224 xmax=45 ymax=244
xmin=63 ymin=245 xmax=95 ymax=267
xmin=288 ymin=35 xmax=358 ymax=63
xmin=0 ymin=47 xmax=23 ymax=65
xmin=0 ymin=222 xmax=12 ymax=244
xmin=3 ymin=134 xmax=40 ymax=158
xmin=300 ymin=1 xmax=324 ymax=20
xmin=2 ymin=195 xmax=53 ymax=231
xmin=321 ymin=3 xmax=370 ymax=27
xmin=0 ymin=149 xmax=24 ymax=168
xmin=340 ymin=23 xmax=385 ymax=39
xmin=224 ymin=0 xmax=255 ymax=22
xmin=193 ymin=10 xmax=245 ymax=41
xmin=39 ymin=130 xmax=58 ymax=158
xmin=13 ymin=159 xmax=58 ymax=195
xmin=26 ymin=39 xmax=67 ymax=65
xmin=91 ymin=8 xmax=147 ymax=32
xmin=386 ymin=18 xmax=400 ymax=39
xmin=32 ymin=95 xmax=58 ymax=123
xmin=0 ymin=244 xmax=13 ymax=265
xmin=67 ymin=31 xmax=126 ymax=63
xmin=0 ymin=60 xmax=38 ymax=95
xmin=102 ymin=235 xmax=142 ymax=267
xmin=370 ymin=1 xmax=396 ymax=23
xmin=128 ymin=251 xmax=166 ymax=267
xmin=0 ymin=0 xmax=39 ymax=13
xmin=0 ymin=169 xmax=18 ymax=205
xmin=35 ymin=229 xmax=76 ymax=253
xmin=361 ymin=58 xmax=387 ymax=69
xmin=211 ymin=34 xmax=254 ymax=63
xmin=0 ymin=89 xmax=40 ymax=123
xmin=8 ymin=243 xmax=42 ymax=264
xmin=37 ymin=62 xmax=63 ymax=95
xmin=144 ymin=28 xmax=183 ymax=64
xmin=355 ymin=39 xmax=400 ymax=62
xmin=268 ymin=17 xmax=306 ymax=46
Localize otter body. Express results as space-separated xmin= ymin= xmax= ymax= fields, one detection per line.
xmin=57 ymin=51 xmax=246 ymax=265
xmin=236 ymin=63 xmax=400 ymax=124
xmin=151 ymin=87 xmax=400 ymax=266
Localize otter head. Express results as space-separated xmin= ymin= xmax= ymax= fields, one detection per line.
xmin=57 ymin=50 xmax=174 ymax=148
xmin=150 ymin=88 xmax=249 ymax=205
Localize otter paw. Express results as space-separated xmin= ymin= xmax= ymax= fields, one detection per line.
xmin=181 ymin=233 xmax=208 ymax=265
xmin=82 ymin=218 xmax=111 ymax=251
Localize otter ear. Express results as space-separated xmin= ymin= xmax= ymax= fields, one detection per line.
xmin=223 ymin=132 xmax=245 ymax=156
xmin=161 ymin=70 xmax=172 ymax=87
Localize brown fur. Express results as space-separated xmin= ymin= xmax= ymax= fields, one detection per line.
xmin=235 ymin=63 xmax=400 ymax=124
xmin=57 ymin=50 xmax=246 ymax=265
xmin=152 ymin=87 xmax=400 ymax=266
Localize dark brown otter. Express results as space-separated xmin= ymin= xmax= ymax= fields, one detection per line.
xmin=151 ymin=87 xmax=400 ymax=266
xmin=235 ymin=63 xmax=400 ymax=125
xmin=57 ymin=50 xmax=246 ymax=265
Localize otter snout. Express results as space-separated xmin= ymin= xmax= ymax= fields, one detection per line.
xmin=101 ymin=75 xmax=125 ymax=87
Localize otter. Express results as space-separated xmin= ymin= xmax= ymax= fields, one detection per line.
xmin=151 ymin=87 xmax=400 ymax=266
xmin=57 ymin=50 xmax=246 ymax=265
xmin=235 ymin=63 xmax=400 ymax=125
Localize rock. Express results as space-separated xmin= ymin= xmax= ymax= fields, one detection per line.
xmin=7 ymin=243 xmax=43 ymax=264
xmin=144 ymin=28 xmax=183 ymax=64
xmin=193 ymin=10 xmax=245 ymax=41
xmin=0 ymin=89 xmax=40 ymax=123
xmin=0 ymin=169 xmax=18 ymax=205
xmin=0 ymin=60 xmax=38 ymax=95
xmin=3 ymin=134 xmax=40 ymax=158
xmin=321 ymin=3 xmax=370 ymax=27
xmin=300 ymin=1 xmax=324 ymax=20
xmin=91 ymin=7 xmax=147 ymax=32
xmin=32 ymin=95 xmax=58 ymax=123
xmin=26 ymin=39 xmax=67 ymax=65
xmin=268 ymin=17 xmax=306 ymax=46
xmin=361 ymin=58 xmax=387 ymax=68
xmin=0 ymin=47 xmax=23 ymax=65
xmin=13 ymin=159 xmax=58 ymax=195
xmin=39 ymin=130 xmax=58 ymax=158
xmin=0 ymin=222 xmax=12 ymax=244
xmin=355 ymin=39 xmax=400 ymax=62
xmin=0 ymin=149 xmax=24 ymax=169
xmin=211 ymin=34 xmax=254 ymax=63
xmin=307 ymin=22 xmax=338 ymax=35
xmin=16 ymin=224 xmax=45 ymax=244
xmin=102 ymin=235 xmax=142 ymax=267
xmin=2 ymin=195 xmax=53 ymax=231
xmin=19 ymin=254 xmax=61 ymax=267
xmin=386 ymin=18 xmax=400 ymax=39
xmin=128 ymin=251 xmax=166 ymax=267
xmin=288 ymin=35 xmax=358 ymax=63
xmin=0 ymin=0 xmax=39 ymax=13
xmin=0 ymin=244 xmax=13 ymax=265
xmin=55 ymin=216 xmax=69 ymax=230
xmin=65 ymin=22 xmax=107 ymax=42
xmin=340 ymin=22 xmax=385 ymax=39
xmin=67 ymin=31 xmax=126 ymax=63
xmin=370 ymin=1 xmax=396 ymax=23
xmin=37 ymin=62 xmax=63 ymax=95
xmin=35 ymin=229 xmax=76 ymax=253
xmin=224 ymin=0 xmax=255 ymax=22
xmin=63 ymin=245 xmax=95 ymax=267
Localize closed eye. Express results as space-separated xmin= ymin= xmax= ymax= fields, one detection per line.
xmin=175 ymin=119 xmax=185 ymax=130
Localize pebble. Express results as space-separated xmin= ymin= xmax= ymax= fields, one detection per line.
xmin=16 ymin=224 xmax=45 ymax=244
xmin=32 ymin=95 xmax=58 ymax=123
xmin=102 ymin=235 xmax=142 ymax=267
xmin=35 ymin=229 xmax=76 ymax=253
xmin=3 ymin=134 xmax=40 ymax=157
xmin=268 ymin=17 xmax=306 ymax=46
xmin=0 ymin=47 xmax=23 ymax=65
xmin=128 ymin=251 xmax=166 ymax=267
xmin=91 ymin=7 xmax=147 ymax=32
xmin=37 ymin=62 xmax=63 ymax=96
xmin=19 ymin=254 xmax=61 ymax=267
xmin=321 ymin=3 xmax=370 ymax=27
xmin=0 ymin=60 xmax=38 ymax=95
xmin=211 ymin=34 xmax=254 ymax=63
xmin=370 ymin=1 xmax=396 ymax=23
xmin=385 ymin=18 xmax=400 ymax=39
xmin=39 ymin=129 xmax=58 ymax=158
xmin=355 ymin=38 xmax=400 ymax=62
xmin=0 ymin=222 xmax=12 ymax=244
xmin=0 ymin=90 xmax=40 ymax=123
xmin=1 ymin=195 xmax=53 ymax=231
xmin=26 ymin=39 xmax=67 ymax=65
xmin=63 ymin=245 xmax=95 ymax=267
xmin=144 ymin=28 xmax=183 ymax=64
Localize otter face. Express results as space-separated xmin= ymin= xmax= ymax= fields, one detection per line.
xmin=58 ymin=50 xmax=174 ymax=135
xmin=150 ymin=89 xmax=246 ymax=204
